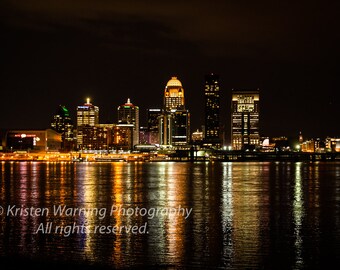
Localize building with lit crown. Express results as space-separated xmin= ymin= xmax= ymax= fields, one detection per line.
xmin=164 ymin=76 xmax=185 ymax=110
xmin=159 ymin=76 xmax=190 ymax=146
xmin=50 ymin=105 xmax=75 ymax=151
xmin=231 ymin=89 xmax=260 ymax=150
xmin=76 ymin=98 xmax=99 ymax=149
xmin=204 ymin=73 xmax=221 ymax=148
xmin=117 ymin=98 xmax=139 ymax=147
xmin=77 ymin=98 xmax=99 ymax=127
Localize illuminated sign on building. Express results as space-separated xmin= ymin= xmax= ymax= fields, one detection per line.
xmin=14 ymin=134 xmax=36 ymax=138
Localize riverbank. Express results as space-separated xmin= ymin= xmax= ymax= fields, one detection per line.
xmin=1 ymin=150 xmax=340 ymax=162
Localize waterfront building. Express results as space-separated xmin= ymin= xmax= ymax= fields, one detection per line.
xmin=192 ymin=129 xmax=203 ymax=142
xmin=231 ymin=89 xmax=260 ymax=150
xmin=325 ymin=137 xmax=340 ymax=152
xmin=50 ymin=105 xmax=75 ymax=151
xmin=76 ymin=124 xmax=134 ymax=152
xmin=117 ymin=98 xmax=139 ymax=147
xmin=301 ymin=139 xmax=316 ymax=152
xmin=271 ymin=136 xmax=290 ymax=151
xmin=0 ymin=129 xmax=6 ymax=151
xmin=77 ymin=124 xmax=113 ymax=151
xmin=301 ymin=138 xmax=324 ymax=153
xmin=159 ymin=76 xmax=190 ymax=147
xmin=6 ymin=129 xmax=62 ymax=152
xmin=114 ymin=124 xmax=134 ymax=151
xmin=204 ymin=73 xmax=221 ymax=148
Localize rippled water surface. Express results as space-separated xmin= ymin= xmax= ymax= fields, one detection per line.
xmin=0 ymin=161 xmax=340 ymax=269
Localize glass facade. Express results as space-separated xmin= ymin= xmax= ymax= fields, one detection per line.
xmin=204 ymin=73 xmax=221 ymax=147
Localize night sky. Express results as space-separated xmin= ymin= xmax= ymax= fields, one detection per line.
xmin=1 ymin=0 xmax=339 ymax=142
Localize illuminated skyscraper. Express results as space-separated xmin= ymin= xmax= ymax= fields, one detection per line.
xmin=164 ymin=76 xmax=185 ymax=110
xmin=159 ymin=112 xmax=174 ymax=146
xmin=231 ymin=89 xmax=260 ymax=150
xmin=117 ymin=98 xmax=139 ymax=146
xmin=172 ymin=109 xmax=190 ymax=146
xmin=50 ymin=105 xmax=75 ymax=150
xmin=160 ymin=76 xmax=190 ymax=146
xmin=77 ymin=98 xmax=99 ymax=127
xmin=204 ymin=73 xmax=221 ymax=148
xmin=76 ymin=98 xmax=99 ymax=149
xmin=147 ymin=108 xmax=162 ymax=144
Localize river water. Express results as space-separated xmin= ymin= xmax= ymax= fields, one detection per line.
xmin=0 ymin=161 xmax=340 ymax=269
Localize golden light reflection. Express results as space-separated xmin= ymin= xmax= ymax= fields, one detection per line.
xmin=18 ymin=162 xmax=29 ymax=253
xmin=293 ymin=162 xmax=304 ymax=269
xmin=0 ymin=162 xmax=5 ymax=201
xmin=231 ymin=162 xmax=269 ymax=266
xmin=221 ymin=162 xmax=233 ymax=264
xmin=165 ymin=162 xmax=185 ymax=263
xmin=111 ymin=162 xmax=124 ymax=266
xmin=146 ymin=162 xmax=167 ymax=264
xmin=82 ymin=163 xmax=113 ymax=262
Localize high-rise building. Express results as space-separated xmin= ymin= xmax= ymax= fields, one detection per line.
xmin=50 ymin=105 xmax=75 ymax=150
xmin=164 ymin=76 xmax=185 ymax=111
xmin=172 ymin=110 xmax=190 ymax=146
xmin=117 ymin=98 xmax=139 ymax=147
xmin=204 ymin=73 xmax=221 ymax=148
xmin=139 ymin=126 xmax=149 ymax=145
xmin=160 ymin=76 xmax=190 ymax=146
xmin=147 ymin=108 xmax=162 ymax=144
xmin=77 ymin=98 xmax=99 ymax=127
xmin=231 ymin=89 xmax=260 ymax=150
xmin=159 ymin=112 xmax=174 ymax=146
xmin=76 ymin=98 xmax=99 ymax=149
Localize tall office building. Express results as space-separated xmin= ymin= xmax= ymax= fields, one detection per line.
xmin=76 ymin=98 xmax=99 ymax=149
xmin=77 ymin=98 xmax=99 ymax=127
xmin=50 ymin=105 xmax=74 ymax=150
xmin=231 ymin=89 xmax=260 ymax=150
xmin=159 ymin=112 xmax=174 ymax=146
xmin=117 ymin=98 xmax=139 ymax=147
xmin=172 ymin=110 xmax=190 ymax=146
xmin=147 ymin=108 xmax=162 ymax=144
xmin=204 ymin=73 xmax=221 ymax=148
xmin=164 ymin=76 xmax=185 ymax=110
xmin=160 ymin=76 xmax=190 ymax=146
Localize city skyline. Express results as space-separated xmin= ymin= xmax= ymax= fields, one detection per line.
xmin=1 ymin=1 xmax=339 ymax=140
xmin=1 ymin=73 xmax=339 ymax=143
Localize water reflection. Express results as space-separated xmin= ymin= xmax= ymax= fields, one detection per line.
xmin=221 ymin=162 xmax=233 ymax=267
xmin=293 ymin=162 xmax=304 ymax=269
xmin=0 ymin=161 xmax=340 ymax=268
